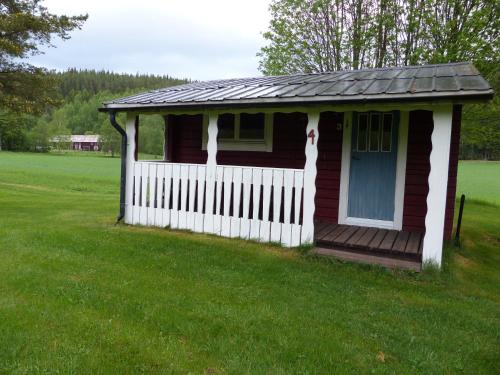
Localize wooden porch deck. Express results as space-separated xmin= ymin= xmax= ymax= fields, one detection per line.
xmin=313 ymin=222 xmax=424 ymax=271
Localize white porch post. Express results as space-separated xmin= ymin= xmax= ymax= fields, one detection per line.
xmin=301 ymin=111 xmax=320 ymax=244
xmin=124 ymin=113 xmax=137 ymax=224
xmin=204 ymin=112 xmax=218 ymax=233
xmin=422 ymin=106 xmax=453 ymax=266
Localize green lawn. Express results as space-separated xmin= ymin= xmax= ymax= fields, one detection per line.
xmin=0 ymin=153 xmax=498 ymax=374
xmin=457 ymin=160 xmax=500 ymax=205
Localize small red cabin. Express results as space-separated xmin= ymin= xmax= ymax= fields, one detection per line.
xmin=100 ymin=62 xmax=493 ymax=270
xmin=71 ymin=135 xmax=101 ymax=151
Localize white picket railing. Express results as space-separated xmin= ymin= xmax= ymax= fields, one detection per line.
xmin=127 ymin=162 xmax=305 ymax=247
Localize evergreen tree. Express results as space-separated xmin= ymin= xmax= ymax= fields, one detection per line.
xmin=0 ymin=0 xmax=87 ymax=113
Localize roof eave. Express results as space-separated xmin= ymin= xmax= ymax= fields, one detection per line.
xmin=98 ymin=90 xmax=494 ymax=113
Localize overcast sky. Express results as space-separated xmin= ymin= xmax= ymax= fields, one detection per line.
xmin=31 ymin=0 xmax=271 ymax=80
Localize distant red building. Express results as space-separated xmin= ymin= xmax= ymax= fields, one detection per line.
xmin=71 ymin=135 xmax=101 ymax=151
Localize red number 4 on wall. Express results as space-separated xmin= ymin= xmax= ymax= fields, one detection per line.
xmin=308 ymin=129 xmax=315 ymax=145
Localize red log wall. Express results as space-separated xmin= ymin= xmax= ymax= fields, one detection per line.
xmin=402 ymin=106 xmax=461 ymax=239
xmin=315 ymin=112 xmax=344 ymax=223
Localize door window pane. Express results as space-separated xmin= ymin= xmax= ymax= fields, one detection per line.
xmin=357 ymin=114 xmax=368 ymax=151
xmin=381 ymin=114 xmax=393 ymax=152
xmin=217 ymin=113 xmax=235 ymax=140
xmin=369 ymin=113 xmax=381 ymax=151
xmin=240 ymin=113 xmax=265 ymax=140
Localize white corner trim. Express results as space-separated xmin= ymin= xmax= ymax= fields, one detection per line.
xmin=422 ymin=106 xmax=453 ymax=267
xmin=338 ymin=111 xmax=352 ymax=225
xmin=393 ymin=111 xmax=409 ymax=230
xmin=202 ymin=113 xmax=273 ymax=152
xmin=124 ymin=113 xmax=137 ymax=224
xmin=301 ymin=111 xmax=319 ymax=244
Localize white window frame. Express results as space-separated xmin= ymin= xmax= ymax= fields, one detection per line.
xmin=202 ymin=113 xmax=273 ymax=152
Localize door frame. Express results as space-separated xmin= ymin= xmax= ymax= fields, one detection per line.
xmin=338 ymin=110 xmax=409 ymax=230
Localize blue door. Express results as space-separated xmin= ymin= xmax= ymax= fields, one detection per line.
xmin=348 ymin=112 xmax=399 ymax=221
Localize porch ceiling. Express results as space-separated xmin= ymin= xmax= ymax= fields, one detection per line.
xmin=100 ymin=62 xmax=493 ymax=112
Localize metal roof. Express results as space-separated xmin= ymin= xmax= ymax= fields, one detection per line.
xmin=101 ymin=62 xmax=493 ymax=111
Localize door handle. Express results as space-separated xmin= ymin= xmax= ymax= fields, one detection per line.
xmin=352 ymin=156 xmax=360 ymax=161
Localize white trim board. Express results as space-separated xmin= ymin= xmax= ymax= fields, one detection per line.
xmin=338 ymin=111 xmax=408 ymax=230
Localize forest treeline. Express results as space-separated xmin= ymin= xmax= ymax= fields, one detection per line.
xmin=55 ymin=69 xmax=187 ymax=98
xmin=0 ymin=69 xmax=187 ymax=155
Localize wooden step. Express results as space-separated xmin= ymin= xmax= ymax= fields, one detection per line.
xmin=312 ymin=246 xmax=422 ymax=272
xmin=315 ymin=238 xmax=422 ymax=261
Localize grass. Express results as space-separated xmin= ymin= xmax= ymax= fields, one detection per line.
xmin=457 ymin=160 xmax=500 ymax=205
xmin=0 ymin=153 xmax=499 ymax=374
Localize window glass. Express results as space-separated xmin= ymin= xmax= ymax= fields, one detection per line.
xmin=240 ymin=113 xmax=265 ymax=140
xmin=357 ymin=114 xmax=368 ymax=151
xmin=369 ymin=113 xmax=381 ymax=151
xmin=381 ymin=114 xmax=393 ymax=152
xmin=217 ymin=113 xmax=235 ymax=140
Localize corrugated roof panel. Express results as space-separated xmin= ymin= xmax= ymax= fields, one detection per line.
xmin=415 ymin=67 xmax=435 ymax=78
xmin=223 ymin=85 xmax=277 ymax=99
xmin=298 ymin=82 xmax=334 ymax=96
xmin=279 ymin=83 xmax=328 ymax=97
xmin=245 ymin=85 xmax=295 ymax=99
xmin=386 ymin=78 xmax=413 ymax=93
xmin=375 ymin=69 xmax=403 ymax=79
xmin=359 ymin=70 xmax=385 ymax=80
xmin=148 ymin=90 xmax=194 ymax=102
xmin=113 ymin=91 xmax=157 ymax=103
xmin=397 ymin=68 xmax=419 ymax=78
xmin=343 ymin=80 xmax=375 ymax=95
xmin=454 ymin=63 xmax=478 ymax=76
xmin=134 ymin=92 xmax=167 ymax=103
xmin=258 ymin=85 xmax=303 ymax=98
xmin=192 ymin=85 xmax=246 ymax=101
xmin=457 ymin=75 xmax=491 ymax=90
xmin=434 ymin=76 xmax=460 ymax=91
xmin=238 ymin=76 xmax=272 ymax=86
xmin=436 ymin=65 xmax=456 ymax=77
xmin=316 ymin=71 xmax=354 ymax=83
xmin=303 ymin=71 xmax=345 ymax=83
xmin=363 ymin=79 xmax=392 ymax=94
xmin=261 ymin=75 xmax=301 ymax=86
xmin=320 ymin=80 xmax=357 ymax=95
xmin=411 ymin=77 xmax=434 ymax=92
xmin=168 ymin=89 xmax=214 ymax=102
